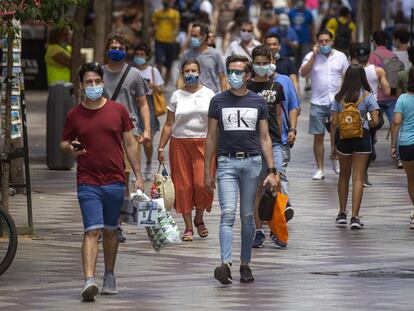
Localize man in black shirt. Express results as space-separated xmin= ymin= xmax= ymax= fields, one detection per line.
xmin=264 ymin=33 xmax=301 ymax=96
xmin=204 ymin=55 xmax=279 ymax=285
xmin=246 ymin=45 xmax=286 ymax=248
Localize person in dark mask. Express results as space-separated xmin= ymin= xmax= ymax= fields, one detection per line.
xmin=102 ymin=34 xmax=151 ymax=241
xmin=177 ymin=23 xmax=227 ymax=93
xmin=158 ymin=58 xmax=216 ymax=242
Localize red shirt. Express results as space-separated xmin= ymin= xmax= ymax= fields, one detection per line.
xmin=62 ymin=100 xmax=134 ymax=185
xmin=368 ymin=46 xmax=398 ymax=101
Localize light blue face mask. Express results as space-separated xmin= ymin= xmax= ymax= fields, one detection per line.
xmin=133 ymin=56 xmax=146 ymax=66
xmin=227 ymin=72 xmax=245 ymax=89
xmin=320 ymin=45 xmax=332 ymax=55
xmin=190 ymin=37 xmax=201 ymax=48
xmin=253 ymin=64 xmax=270 ymax=77
xmin=84 ymin=85 xmax=103 ymax=101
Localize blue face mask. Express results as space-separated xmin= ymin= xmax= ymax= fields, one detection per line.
xmin=107 ymin=49 xmax=126 ymax=61
xmin=183 ymin=73 xmax=199 ymax=85
xmin=253 ymin=64 xmax=270 ymax=77
xmin=320 ymin=45 xmax=332 ymax=55
xmin=190 ymin=37 xmax=201 ymax=48
xmin=227 ymin=72 xmax=245 ymax=89
xmin=84 ymin=85 xmax=103 ymax=101
xmin=133 ymin=56 xmax=146 ymax=66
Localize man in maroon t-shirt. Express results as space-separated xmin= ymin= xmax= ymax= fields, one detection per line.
xmin=61 ymin=63 xmax=143 ymax=302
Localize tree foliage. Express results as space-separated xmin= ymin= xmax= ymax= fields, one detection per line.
xmin=0 ymin=0 xmax=87 ymax=36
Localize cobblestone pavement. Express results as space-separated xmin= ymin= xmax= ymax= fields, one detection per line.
xmin=1 ymin=90 xmax=413 ymax=311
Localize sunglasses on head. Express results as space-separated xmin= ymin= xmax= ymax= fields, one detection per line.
xmin=227 ymin=69 xmax=245 ymax=75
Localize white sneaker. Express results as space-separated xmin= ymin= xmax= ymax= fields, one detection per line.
xmin=312 ymin=170 xmax=325 ymax=180
xmin=332 ymin=159 xmax=340 ymax=174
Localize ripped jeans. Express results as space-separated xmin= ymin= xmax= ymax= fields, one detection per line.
xmin=216 ymin=154 xmax=262 ymax=264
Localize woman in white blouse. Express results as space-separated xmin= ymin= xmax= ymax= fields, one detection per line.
xmin=158 ymin=59 xmax=216 ymax=241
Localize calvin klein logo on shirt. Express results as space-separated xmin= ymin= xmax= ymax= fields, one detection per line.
xmin=222 ymin=108 xmax=258 ymax=131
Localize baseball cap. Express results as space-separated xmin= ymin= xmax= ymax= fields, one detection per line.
xmin=355 ymin=43 xmax=370 ymax=62
xmin=355 ymin=43 xmax=371 ymax=56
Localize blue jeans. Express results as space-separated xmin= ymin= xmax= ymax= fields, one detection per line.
xmin=216 ymin=155 xmax=262 ymax=264
xmin=378 ymin=100 xmax=396 ymax=126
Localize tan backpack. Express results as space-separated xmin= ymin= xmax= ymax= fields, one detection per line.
xmin=338 ymin=92 xmax=369 ymax=140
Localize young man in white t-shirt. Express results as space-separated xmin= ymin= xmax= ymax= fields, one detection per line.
xmin=133 ymin=43 xmax=164 ymax=181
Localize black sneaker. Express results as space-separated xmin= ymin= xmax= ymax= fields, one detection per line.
xmin=269 ymin=232 xmax=287 ymax=248
xmin=284 ymin=206 xmax=294 ymax=223
xmin=240 ymin=265 xmax=254 ymax=283
xmin=252 ymin=231 xmax=265 ymax=248
xmin=214 ymin=263 xmax=232 ymax=285
xmin=116 ymin=226 xmax=126 ymax=243
xmin=335 ymin=212 xmax=347 ymax=227
xmin=350 ymin=217 xmax=364 ymax=230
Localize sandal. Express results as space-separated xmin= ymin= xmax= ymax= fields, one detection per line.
xmin=194 ymin=218 xmax=209 ymax=238
xmin=182 ymin=229 xmax=193 ymax=242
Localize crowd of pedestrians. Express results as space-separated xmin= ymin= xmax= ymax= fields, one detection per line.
xmin=55 ymin=0 xmax=414 ymax=302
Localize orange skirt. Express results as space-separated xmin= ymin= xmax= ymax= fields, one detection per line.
xmin=169 ymin=137 xmax=215 ymax=214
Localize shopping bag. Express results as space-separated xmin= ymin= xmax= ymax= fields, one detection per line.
xmin=120 ymin=191 xmax=157 ymax=228
xmin=267 ymin=192 xmax=289 ymax=247
xmin=154 ymin=161 xmax=175 ymax=211
xmin=145 ymin=198 xmax=181 ymax=252
xmin=258 ymin=190 xmax=276 ymax=221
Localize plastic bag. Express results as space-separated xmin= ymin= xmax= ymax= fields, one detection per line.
xmin=144 ymin=197 xmax=180 ymax=252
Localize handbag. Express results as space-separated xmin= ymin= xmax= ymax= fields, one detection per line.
xmin=154 ymin=161 xmax=175 ymax=211
xmin=151 ymin=66 xmax=167 ymax=116
xmin=267 ymin=192 xmax=289 ymax=247
xmin=258 ymin=190 xmax=276 ymax=221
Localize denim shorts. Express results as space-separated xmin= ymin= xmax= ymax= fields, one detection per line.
xmin=77 ymin=182 xmax=125 ymax=232
xmin=309 ymin=103 xmax=331 ymax=135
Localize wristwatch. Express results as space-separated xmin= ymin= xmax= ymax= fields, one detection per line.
xmin=288 ymin=128 xmax=297 ymax=135
xmin=267 ymin=167 xmax=277 ymax=174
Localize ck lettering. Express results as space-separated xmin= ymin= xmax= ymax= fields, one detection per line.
xmin=222 ymin=108 xmax=258 ymax=131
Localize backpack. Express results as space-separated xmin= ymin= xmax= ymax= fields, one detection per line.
xmin=334 ymin=18 xmax=351 ymax=50
xmin=373 ymin=51 xmax=405 ymax=90
xmin=338 ymin=92 xmax=369 ymax=140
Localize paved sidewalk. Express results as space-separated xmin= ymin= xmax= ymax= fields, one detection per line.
xmin=1 ymin=91 xmax=413 ymax=310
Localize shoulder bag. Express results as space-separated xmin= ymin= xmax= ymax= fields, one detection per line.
xmin=151 ymin=66 xmax=167 ymax=116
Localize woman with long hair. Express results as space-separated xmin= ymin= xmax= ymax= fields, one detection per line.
xmin=158 ymin=59 xmax=215 ymax=241
xmin=330 ymin=64 xmax=379 ymax=229
xmin=391 ymin=67 xmax=414 ymax=228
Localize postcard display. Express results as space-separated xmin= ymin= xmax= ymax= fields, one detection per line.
xmin=0 ymin=32 xmax=33 ymax=231
xmin=1 ymin=33 xmax=23 ymax=140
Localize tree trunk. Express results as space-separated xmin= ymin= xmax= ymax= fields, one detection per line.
xmin=1 ymin=24 xmax=14 ymax=211
xmin=71 ymin=5 xmax=88 ymax=101
xmin=93 ymin=0 xmax=112 ymax=63
xmin=372 ymin=0 xmax=382 ymax=33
